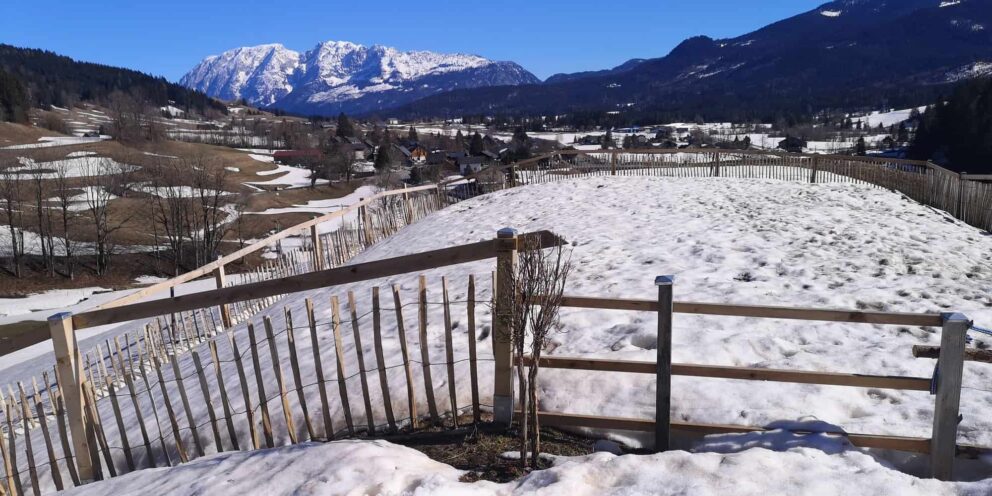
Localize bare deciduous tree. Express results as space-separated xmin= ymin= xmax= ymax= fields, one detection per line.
xmin=509 ymin=236 xmax=572 ymax=468
xmin=83 ymin=156 xmax=135 ymax=275
xmin=0 ymin=153 xmax=24 ymax=277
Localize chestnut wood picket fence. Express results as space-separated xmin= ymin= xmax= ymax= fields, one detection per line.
xmin=1 ymin=148 xmax=989 ymax=493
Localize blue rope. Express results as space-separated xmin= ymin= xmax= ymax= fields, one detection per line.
xmin=969 ymin=325 xmax=992 ymax=338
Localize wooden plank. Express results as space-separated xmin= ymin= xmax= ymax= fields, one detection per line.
xmin=208 ymin=340 xmax=239 ymax=451
xmin=284 ymin=309 xmax=316 ymax=441
xmin=190 ymin=350 xmax=223 ymax=453
xmin=523 ymin=356 xmax=932 ymax=391
xmin=225 ymin=333 xmax=259 ymax=450
xmin=47 ymin=312 xmax=93 ymax=481
xmin=347 ymin=292 xmax=376 ymax=434
xmin=246 ymin=323 xmax=275 ymax=448
xmin=262 ymin=317 xmax=298 ymax=444
xmin=913 ymin=345 xmax=992 ymax=364
xmin=330 ymin=297 xmax=355 ymax=436
xmin=371 ymin=288 xmax=396 ymax=431
xmin=655 ymin=277 xmax=674 ymax=452
xmin=932 ymin=313 xmax=969 ymax=480
xmin=152 ymin=356 xmax=188 ymax=463
xmin=493 ymin=229 xmax=517 ymax=426
xmin=102 ymin=376 xmax=135 ymax=471
xmin=547 ymin=296 xmax=943 ymax=326
xmin=531 ymin=411 xmax=934 ymax=453
xmin=391 ymin=285 xmax=418 ymax=429
xmin=418 ymin=276 xmax=440 ymax=424
xmin=466 ymin=275 xmax=480 ymax=424
xmin=305 ymin=299 xmax=335 ymax=440
xmin=169 ymin=359 xmax=204 ymax=458
xmin=441 ymin=277 xmax=458 ymax=427
xmin=92 ymin=184 xmax=441 ymax=312
xmin=74 ymin=231 xmax=563 ymax=330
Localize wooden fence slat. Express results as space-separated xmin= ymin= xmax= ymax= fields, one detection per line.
xmin=32 ymin=397 xmax=62 ymax=492
xmin=151 ymin=356 xmax=188 ymax=464
xmin=371 ymin=288 xmax=396 ymax=431
xmin=330 ymin=296 xmax=355 ymax=436
xmin=121 ymin=372 xmax=154 ymax=469
xmin=135 ymin=356 xmax=172 ymax=468
xmin=52 ymin=392 xmax=80 ymax=485
xmin=418 ymin=276 xmax=440 ymax=424
xmin=102 ymin=376 xmax=135 ymax=472
xmin=190 ymin=350 xmax=223 ymax=453
xmin=284 ymin=309 xmax=316 ymax=441
xmin=441 ymin=277 xmax=458 ymax=427
xmin=305 ymin=299 xmax=335 ymax=440
xmin=208 ymin=340 xmax=239 ymax=451
xmin=263 ymin=316 xmax=298 ymax=444
xmin=466 ymin=275 xmax=480 ymax=424
xmin=225 ymin=333 xmax=258 ymax=450
xmin=2 ymin=397 xmax=22 ymax=496
xmin=81 ymin=382 xmax=116 ymax=477
xmin=392 ymin=285 xmax=418 ymax=429
xmin=169 ymin=359 xmax=204 ymax=458
xmin=14 ymin=389 xmax=39 ymax=496
xmin=246 ymin=323 xmax=275 ymax=449
xmin=347 ymin=292 xmax=376 ymax=434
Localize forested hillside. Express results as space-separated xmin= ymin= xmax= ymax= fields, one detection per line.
xmin=910 ymin=77 xmax=992 ymax=174
xmin=0 ymin=44 xmax=226 ymax=123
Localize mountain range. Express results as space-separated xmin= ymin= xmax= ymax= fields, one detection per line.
xmin=179 ymin=41 xmax=539 ymax=116
xmin=182 ymin=0 xmax=992 ymax=120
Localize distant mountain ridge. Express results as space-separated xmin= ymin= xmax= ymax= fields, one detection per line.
xmin=392 ymin=0 xmax=992 ymax=120
xmin=180 ymin=41 xmax=540 ymax=115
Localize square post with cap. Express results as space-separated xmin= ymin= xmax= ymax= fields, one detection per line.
xmin=493 ymin=227 xmax=518 ymax=426
xmin=655 ymin=275 xmax=674 ymax=452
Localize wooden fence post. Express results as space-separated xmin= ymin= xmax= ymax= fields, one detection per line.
xmin=655 ymin=276 xmax=674 ymax=452
xmin=310 ymin=219 xmax=324 ymax=271
xmin=213 ymin=257 xmax=233 ymax=329
xmin=610 ymin=150 xmax=617 ymax=176
xmin=403 ymin=186 xmax=414 ymax=224
xmin=713 ymin=152 xmax=721 ymax=177
xmin=48 ymin=312 xmax=94 ymax=482
xmin=810 ymin=156 xmax=819 ymax=184
xmin=493 ymin=228 xmax=518 ymax=427
xmin=931 ymin=312 xmax=969 ymax=480
xmin=957 ymin=174 xmax=966 ymax=221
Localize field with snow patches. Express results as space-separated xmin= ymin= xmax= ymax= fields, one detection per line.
xmin=5 ymin=176 xmax=992 ymax=492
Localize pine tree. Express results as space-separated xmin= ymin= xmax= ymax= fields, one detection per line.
xmin=375 ymin=143 xmax=392 ymax=170
xmin=602 ymin=130 xmax=613 ymax=149
xmin=408 ymin=126 xmax=418 ymax=143
xmin=469 ymin=132 xmax=485 ymax=156
xmin=336 ymin=113 xmax=356 ymax=138
xmin=855 ymin=136 xmax=867 ymax=156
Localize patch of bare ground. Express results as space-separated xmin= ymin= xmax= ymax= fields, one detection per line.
xmin=0 ymin=122 xmax=63 ymax=147
xmin=386 ymin=418 xmax=595 ymax=483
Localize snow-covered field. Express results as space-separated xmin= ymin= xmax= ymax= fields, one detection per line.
xmin=0 ymin=136 xmax=109 ymax=150
xmin=61 ymin=439 xmax=992 ymax=496
xmin=5 ymin=176 xmax=992 ymax=492
xmin=9 ymin=155 xmax=138 ymax=179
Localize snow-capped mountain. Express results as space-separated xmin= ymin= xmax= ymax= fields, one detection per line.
xmin=180 ymin=41 xmax=539 ymax=115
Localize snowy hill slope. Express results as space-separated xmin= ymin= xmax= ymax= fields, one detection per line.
xmin=180 ymin=41 xmax=539 ymax=115
xmin=7 ymin=176 xmax=992 ymax=492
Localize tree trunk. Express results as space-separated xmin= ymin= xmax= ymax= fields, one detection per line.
xmin=516 ymin=354 xmax=529 ymax=468
xmin=528 ymin=364 xmax=540 ymax=468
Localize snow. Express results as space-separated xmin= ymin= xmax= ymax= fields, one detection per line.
xmin=6 ymin=176 xmax=992 ymax=492
xmin=246 ymin=153 xmax=328 ymax=188
xmin=820 ymin=10 xmax=842 ymax=17
xmin=0 ymin=287 xmax=112 ymax=318
xmin=61 ymin=439 xmax=992 ymax=496
xmin=181 ymin=40 xmax=531 ymax=109
xmin=250 ymin=184 xmax=379 ymax=216
xmin=8 ymin=156 xmax=139 ymax=179
xmin=0 ymin=136 xmax=108 ymax=150
xmin=940 ymin=0 xmax=961 ymax=7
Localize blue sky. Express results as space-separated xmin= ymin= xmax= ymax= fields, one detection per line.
xmin=1 ymin=0 xmax=827 ymax=82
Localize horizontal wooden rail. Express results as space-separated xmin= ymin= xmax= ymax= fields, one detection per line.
xmin=73 ymin=230 xmax=563 ymax=330
xmin=547 ymin=295 xmax=943 ymax=326
xmin=98 ymin=183 xmax=443 ymax=311
xmin=913 ymin=345 xmax=992 ymax=364
xmin=522 ymin=356 xmax=931 ymax=391
xmin=527 ymin=411 xmax=938 ymax=454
